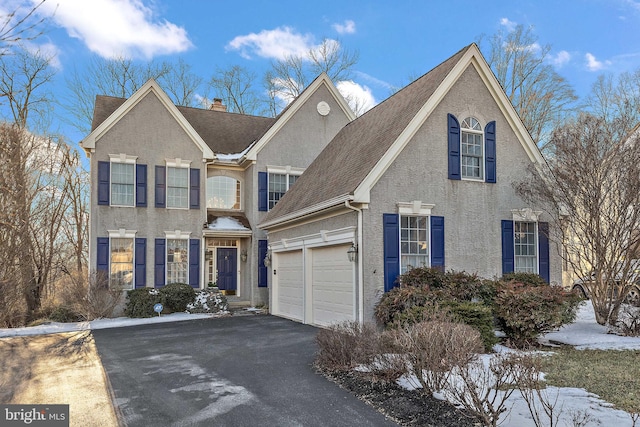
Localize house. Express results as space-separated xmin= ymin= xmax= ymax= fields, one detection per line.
xmin=259 ymin=43 xmax=561 ymax=326
xmin=81 ymin=74 xmax=354 ymax=309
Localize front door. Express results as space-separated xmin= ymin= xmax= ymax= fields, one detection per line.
xmin=217 ymin=248 xmax=237 ymax=294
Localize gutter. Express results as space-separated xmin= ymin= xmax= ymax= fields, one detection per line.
xmin=259 ymin=194 xmax=354 ymax=230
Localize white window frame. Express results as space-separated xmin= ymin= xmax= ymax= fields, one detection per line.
xmin=398 ymin=202 xmax=434 ymax=274
xmin=166 ymin=159 xmax=191 ymax=209
xmin=206 ymin=175 xmax=241 ymax=210
xmin=267 ymin=166 xmax=303 ymax=210
xmin=460 ymin=117 xmax=484 ymax=181
xmin=107 ymin=229 xmax=136 ymax=290
xmin=511 ymin=208 xmax=542 ymax=274
xmin=165 ymin=230 xmax=190 ymax=284
xmin=109 ymin=153 xmax=137 ymax=207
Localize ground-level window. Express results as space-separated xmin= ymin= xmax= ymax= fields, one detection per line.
xmin=167 ymin=166 xmax=189 ymax=208
xmin=110 ymin=238 xmax=133 ymax=289
xmin=514 ymin=221 xmax=537 ymax=273
xmin=268 ymin=173 xmax=299 ymax=209
xmin=167 ymin=239 xmax=188 ymax=283
xmin=400 ymin=215 xmax=429 ymax=273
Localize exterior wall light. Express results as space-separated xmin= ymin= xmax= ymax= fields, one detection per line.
xmin=347 ymin=243 xmax=358 ymax=262
xmin=240 ymin=250 xmax=248 ymax=262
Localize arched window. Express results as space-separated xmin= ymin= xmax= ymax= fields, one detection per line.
xmin=460 ymin=117 xmax=483 ymax=179
xmin=206 ymin=176 xmax=240 ymax=209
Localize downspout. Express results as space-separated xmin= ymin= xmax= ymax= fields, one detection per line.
xmin=345 ymin=200 xmax=364 ymax=323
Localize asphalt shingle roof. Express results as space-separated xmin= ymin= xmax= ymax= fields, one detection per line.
xmin=91 ymin=95 xmax=276 ymax=154
xmin=263 ymin=44 xmax=473 ymax=223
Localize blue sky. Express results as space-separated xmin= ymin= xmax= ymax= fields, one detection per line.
xmin=4 ymin=0 xmax=640 ymax=147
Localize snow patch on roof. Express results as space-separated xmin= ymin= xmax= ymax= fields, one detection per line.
xmin=208 ymin=217 xmax=249 ymax=230
xmin=216 ymin=142 xmax=254 ymax=161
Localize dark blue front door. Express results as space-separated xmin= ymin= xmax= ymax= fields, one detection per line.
xmin=217 ymin=248 xmax=237 ymax=292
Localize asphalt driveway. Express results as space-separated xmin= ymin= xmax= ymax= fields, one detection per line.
xmin=92 ymin=314 xmax=398 ymax=426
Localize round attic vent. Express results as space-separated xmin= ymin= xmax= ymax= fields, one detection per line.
xmin=316 ymin=101 xmax=331 ymax=116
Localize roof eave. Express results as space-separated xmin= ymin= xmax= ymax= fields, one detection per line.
xmin=259 ymin=194 xmax=354 ymax=230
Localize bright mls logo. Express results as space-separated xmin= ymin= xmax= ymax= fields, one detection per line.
xmin=1 ymin=405 xmax=69 ymax=426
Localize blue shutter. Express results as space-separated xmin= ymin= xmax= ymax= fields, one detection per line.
xmin=189 ymin=168 xmax=200 ymax=209
xmin=258 ymin=240 xmax=268 ymax=287
xmin=97 ymin=161 xmax=110 ymax=205
xmin=383 ymin=213 xmax=400 ymax=292
xmin=501 ymin=220 xmax=515 ymax=275
xmin=154 ymin=238 xmax=165 ymax=287
xmin=430 ymin=216 xmax=445 ymax=271
xmin=135 ymin=238 xmax=146 ymax=288
xmin=538 ymin=222 xmax=550 ymax=283
xmin=155 ymin=166 xmax=166 ymax=208
xmin=136 ymin=164 xmax=147 ymax=207
xmin=97 ymin=237 xmax=109 ymax=274
xmin=485 ymin=121 xmax=496 ymax=183
xmin=447 ymin=113 xmax=461 ymax=180
xmin=258 ymin=171 xmax=268 ymax=211
xmin=189 ymin=239 xmax=200 ymax=288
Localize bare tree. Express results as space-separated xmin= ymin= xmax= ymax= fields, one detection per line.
xmin=208 ymin=65 xmax=264 ymax=115
xmin=479 ymin=25 xmax=577 ymax=152
xmin=266 ymin=38 xmax=359 ymax=114
xmin=516 ymin=113 xmax=640 ymax=325
xmin=64 ymin=56 xmax=203 ymax=134
xmin=0 ymin=0 xmax=47 ymax=54
xmin=587 ymin=70 xmax=640 ymax=141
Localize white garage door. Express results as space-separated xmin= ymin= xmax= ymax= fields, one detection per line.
xmin=273 ymin=250 xmax=304 ymax=321
xmin=311 ymin=245 xmax=354 ymax=326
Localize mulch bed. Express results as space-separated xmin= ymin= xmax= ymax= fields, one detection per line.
xmin=320 ymin=369 xmax=480 ymax=427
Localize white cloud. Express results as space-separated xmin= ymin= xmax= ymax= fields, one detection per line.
xmin=226 ymin=26 xmax=313 ymax=60
xmin=500 ymin=17 xmax=517 ymax=32
xmin=333 ymin=20 xmax=356 ymax=35
xmin=336 ymin=80 xmax=376 ymax=115
xmin=35 ymin=0 xmax=192 ymax=59
xmin=585 ymin=52 xmax=611 ymax=71
xmin=552 ymin=50 xmax=571 ymax=67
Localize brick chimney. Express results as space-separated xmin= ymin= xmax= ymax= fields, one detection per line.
xmin=210 ymin=98 xmax=227 ymax=112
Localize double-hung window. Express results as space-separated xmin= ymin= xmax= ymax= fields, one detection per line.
xmin=167 ymin=166 xmax=189 ymax=208
xmin=167 ymin=238 xmax=188 ymax=284
xmin=400 ymin=215 xmax=429 ymax=274
xmin=268 ymin=172 xmax=300 ymax=209
xmin=461 ymin=117 xmax=483 ymax=179
xmin=110 ymin=237 xmax=134 ymax=289
xmin=111 ymin=162 xmax=135 ymax=206
xmin=514 ymin=221 xmax=537 ymax=273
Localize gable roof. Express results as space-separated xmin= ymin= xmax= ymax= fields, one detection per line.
xmin=82 ymin=80 xmax=276 ymax=157
xmin=260 ymin=43 xmax=545 ymax=229
xmin=244 ymin=72 xmax=356 ymax=161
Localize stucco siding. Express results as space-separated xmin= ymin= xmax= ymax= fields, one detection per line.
xmin=362 ymin=65 xmax=561 ymax=321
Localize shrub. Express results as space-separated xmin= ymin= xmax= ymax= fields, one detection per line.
xmin=315 ymin=321 xmax=381 ymax=372
xmin=389 ymin=320 xmax=483 ymax=393
xmin=446 ymin=301 xmax=499 ymax=352
xmin=398 ymin=267 xmax=447 ymax=289
xmin=48 ymin=306 xmax=83 ymax=323
xmin=501 ymin=272 xmax=547 ymax=287
xmin=186 ymin=290 xmax=228 ymax=314
xmin=159 ymin=283 xmax=196 ymax=312
xmin=58 ymin=271 xmax=123 ymax=321
xmin=124 ymin=288 xmax=163 ymax=318
xmin=374 ymin=285 xmax=436 ymax=326
xmin=493 ymin=281 xmax=582 ymax=348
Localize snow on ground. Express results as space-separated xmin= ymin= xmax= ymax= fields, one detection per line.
xmin=0 ymin=312 xmax=220 ymax=338
xmin=397 ymin=300 xmax=640 ymax=427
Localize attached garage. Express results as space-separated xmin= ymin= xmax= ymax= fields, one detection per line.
xmin=271 ymin=243 xmax=355 ymax=327
xmin=272 ymin=250 xmax=304 ymax=321
xmin=310 ymin=244 xmax=354 ymax=326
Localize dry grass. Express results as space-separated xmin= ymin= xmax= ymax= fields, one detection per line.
xmin=541 ymin=346 xmax=640 ymax=413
